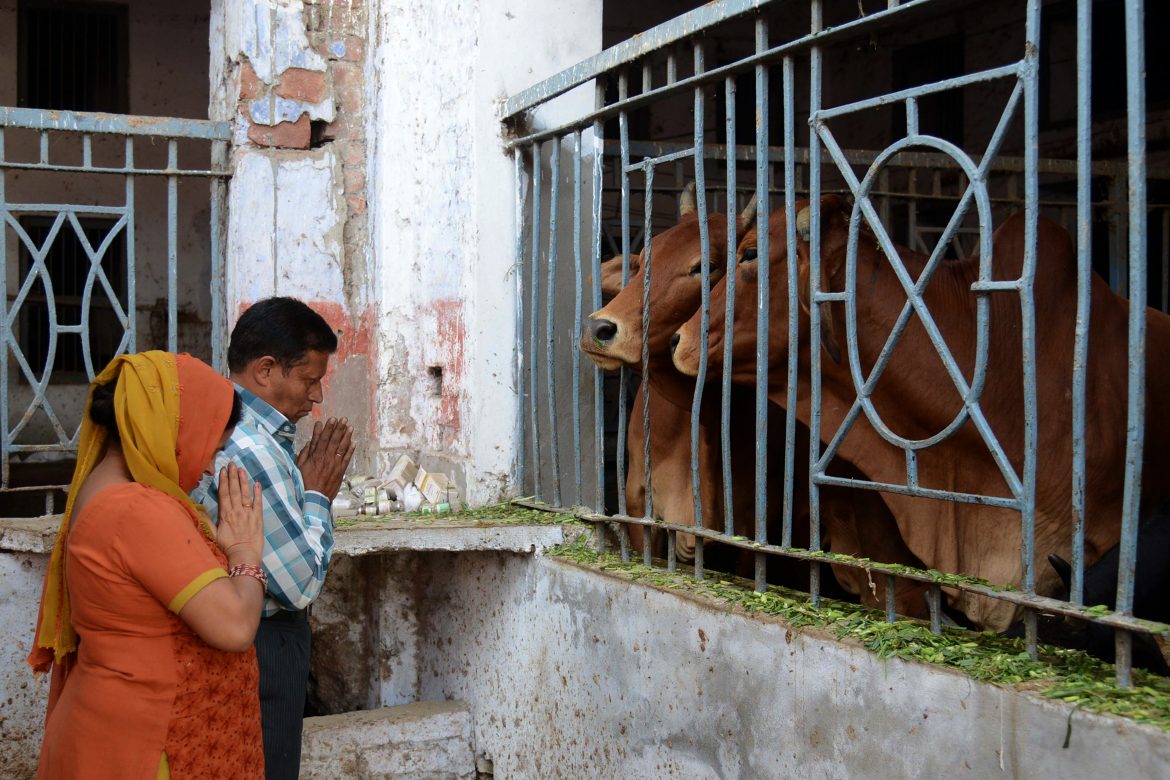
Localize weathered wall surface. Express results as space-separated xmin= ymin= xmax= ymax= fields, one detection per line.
xmin=416 ymin=554 xmax=1170 ymax=780
xmin=0 ymin=550 xmax=50 ymax=780
xmin=211 ymin=0 xmax=379 ymax=468
xmin=306 ymin=540 xmax=1170 ymax=779
xmin=368 ymin=0 xmax=603 ymax=503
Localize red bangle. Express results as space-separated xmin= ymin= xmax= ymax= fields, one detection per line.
xmin=229 ymin=563 xmax=268 ymax=589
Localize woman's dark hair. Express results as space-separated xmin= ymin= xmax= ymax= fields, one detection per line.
xmin=88 ymin=381 xmax=121 ymax=441
xmin=226 ymin=391 xmax=243 ymax=432
xmin=226 ymin=297 xmax=338 ymax=374
xmin=90 ymin=385 xmax=244 ymax=441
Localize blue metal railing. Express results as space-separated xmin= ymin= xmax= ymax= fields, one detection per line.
xmin=504 ymin=0 xmax=1166 ymax=686
xmin=1 ymin=107 xmax=231 ymax=513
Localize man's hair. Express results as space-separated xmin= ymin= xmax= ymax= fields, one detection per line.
xmin=227 ymin=297 xmax=338 ymax=373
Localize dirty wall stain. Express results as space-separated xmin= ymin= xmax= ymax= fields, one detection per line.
xmin=433 ymin=298 xmax=465 ymax=445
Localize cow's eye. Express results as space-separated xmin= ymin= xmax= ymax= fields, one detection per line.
xmin=741 ymin=247 xmax=758 ymax=262
xmin=688 ymin=263 xmax=703 ymax=277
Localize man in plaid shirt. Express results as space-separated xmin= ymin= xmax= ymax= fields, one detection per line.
xmin=193 ymin=297 xmax=354 ymax=780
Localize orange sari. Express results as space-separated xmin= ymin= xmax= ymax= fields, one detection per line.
xmin=29 ymin=352 xmax=263 ymax=779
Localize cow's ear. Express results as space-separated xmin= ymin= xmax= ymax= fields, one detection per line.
xmin=596 ymin=253 xmax=640 ymax=299
xmin=597 ymin=255 xmax=625 ymax=299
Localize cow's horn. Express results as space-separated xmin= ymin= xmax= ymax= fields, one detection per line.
xmin=737 ymin=194 xmax=758 ymax=233
xmin=795 ymin=205 xmax=812 ymax=241
xmin=679 ymin=182 xmax=697 ymax=216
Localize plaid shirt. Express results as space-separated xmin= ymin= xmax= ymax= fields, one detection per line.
xmin=192 ymin=385 xmax=334 ymax=617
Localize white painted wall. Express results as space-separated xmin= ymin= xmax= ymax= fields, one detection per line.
xmin=368 ymin=0 xmax=602 ymax=504
xmin=224 ymin=148 xmax=347 ymax=309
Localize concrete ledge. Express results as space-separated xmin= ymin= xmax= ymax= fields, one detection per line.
xmin=301 ymin=701 xmax=474 ymax=779
xmin=0 ymin=516 xmax=59 ymax=555
xmin=0 ymin=515 xmax=574 ymax=558
xmin=333 ymin=521 xmax=572 ymax=556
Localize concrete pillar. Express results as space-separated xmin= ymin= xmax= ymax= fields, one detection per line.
xmin=368 ymin=0 xmax=602 ymax=504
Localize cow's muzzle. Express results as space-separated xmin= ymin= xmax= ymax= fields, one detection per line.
xmin=670 ymin=333 xmax=681 ymax=355
xmin=585 ymin=317 xmax=618 ymax=347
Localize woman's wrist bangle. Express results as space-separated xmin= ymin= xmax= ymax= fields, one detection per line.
xmin=229 ymin=563 xmax=268 ymax=590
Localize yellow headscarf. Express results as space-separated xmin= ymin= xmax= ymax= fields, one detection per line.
xmin=28 ymin=351 xmax=233 ymax=673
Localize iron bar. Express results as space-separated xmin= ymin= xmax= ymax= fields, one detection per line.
xmin=926 ymin=585 xmax=942 ymax=636
xmin=124 ymin=137 xmax=136 ymax=353
xmin=591 ymin=82 xmax=606 ymax=517
xmin=617 ymin=70 xmax=631 ymax=560
xmin=689 ymin=41 xmax=711 ymax=581
xmin=561 ymin=509 xmax=1170 ymax=638
xmin=572 ymin=131 xmax=584 ymax=506
xmin=813 ymin=471 xmax=1020 ymax=508
xmin=529 ymin=141 xmax=543 ymax=501
xmin=0 ymin=161 xmax=227 ymax=177
xmin=885 ymin=575 xmax=897 ymax=623
xmin=546 ymin=136 xmax=562 ymax=507
xmin=0 ymin=106 xmax=231 ymax=141
xmin=1114 ymin=0 xmax=1149 ymax=689
xmin=503 ymin=0 xmax=970 ymax=147
xmin=167 ymin=140 xmax=178 ymax=353
xmin=502 ymin=0 xmax=770 ymax=117
xmin=513 ymin=149 xmax=529 ymax=496
xmin=781 ymin=55 xmax=798 ymax=550
xmin=0 ymin=127 xmax=7 ymax=487
xmin=604 ymin=139 xmax=1170 ymax=180
xmin=721 ymin=74 xmax=737 ymax=539
xmin=1070 ymin=0 xmax=1093 ymax=606
xmin=1019 ymin=0 xmax=1042 ymax=661
xmin=210 ymin=140 xmax=227 ymax=372
xmin=753 ymin=17 xmax=771 ymax=593
xmin=807 ymin=0 xmax=824 ymax=606
xmin=641 ymin=161 xmax=655 ymax=569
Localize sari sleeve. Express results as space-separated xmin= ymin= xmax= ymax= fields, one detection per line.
xmin=113 ymin=491 xmax=228 ymax=614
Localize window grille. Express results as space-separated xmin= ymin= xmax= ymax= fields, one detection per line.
xmin=17 ymin=216 xmax=127 ymax=384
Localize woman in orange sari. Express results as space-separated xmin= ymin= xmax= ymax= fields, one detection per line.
xmin=29 ymin=351 xmax=267 ymax=778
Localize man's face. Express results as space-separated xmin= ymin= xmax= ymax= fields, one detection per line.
xmin=264 ymin=349 xmax=331 ymax=422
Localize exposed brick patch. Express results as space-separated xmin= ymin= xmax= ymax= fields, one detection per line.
xmin=329 ymin=61 xmax=361 ymax=92
xmin=334 ymin=86 xmax=361 ymax=119
xmin=247 ymin=114 xmax=312 ymax=149
xmin=319 ymin=60 xmax=363 ymax=142
xmin=345 ymin=194 xmax=367 ymax=216
xmin=239 ymin=61 xmax=262 ymax=101
xmin=339 ymin=140 xmax=366 ymax=166
xmin=276 ymin=67 xmax=329 ymax=104
xmin=343 ymin=165 xmax=366 ymax=195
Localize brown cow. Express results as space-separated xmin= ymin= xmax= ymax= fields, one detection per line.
xmin=581 ymin=187 xmax=754 ymax=562
xmin=673 ymin=196 xmax=1170 ymax=630
xmin=593 ymin=254 xmax=725 ymax=561
xmin=580 ymin=191 xmax=921 ymax=613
